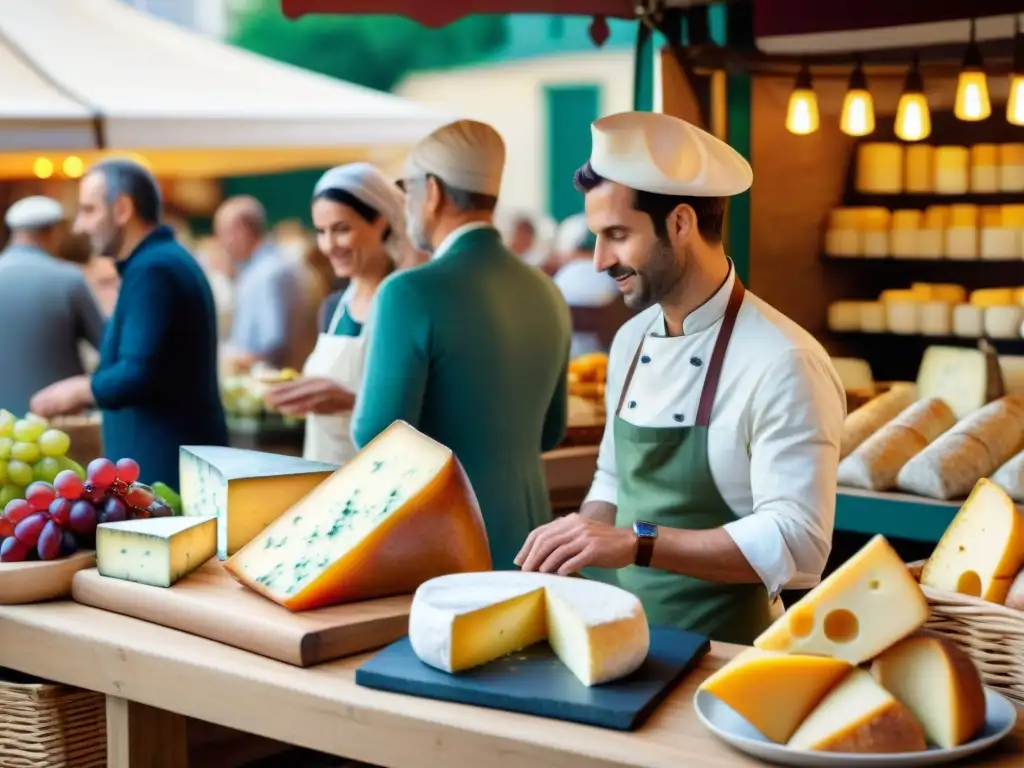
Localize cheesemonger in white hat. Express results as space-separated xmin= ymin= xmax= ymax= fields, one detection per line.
xmin=515 ymin=111 xmax=846 ymax=645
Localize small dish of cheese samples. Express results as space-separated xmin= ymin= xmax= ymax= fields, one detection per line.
xmin=694 ymin=534 xmax=1018 ymax=765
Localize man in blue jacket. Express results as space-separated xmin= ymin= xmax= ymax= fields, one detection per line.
xmin=31 ymin=159 xmax=228 ymax=488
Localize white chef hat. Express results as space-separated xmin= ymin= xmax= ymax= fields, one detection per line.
xmin=313 ymin=162 xmax=415 ymax=265
xmin=403 ymin=119 xmax=506 ymax=196
xmin=4 ymin=195 xmax=64 ymax=230
xmin=588 ymin=112 xmax=752 ymax=197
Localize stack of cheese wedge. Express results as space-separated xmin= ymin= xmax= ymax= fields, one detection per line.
xmin=699 ymin=534 xmax=988 ymax=753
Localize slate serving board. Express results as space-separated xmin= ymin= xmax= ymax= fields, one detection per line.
xmin=355 ymin=625 xmax=709 ymax=730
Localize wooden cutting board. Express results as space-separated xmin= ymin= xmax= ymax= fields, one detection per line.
xmin=0 ymin=551 xmax=97 ymax=605
xmin=71 ymin=559 xmax=412 ymax=666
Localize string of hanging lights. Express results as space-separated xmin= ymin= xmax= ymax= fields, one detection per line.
xmin=785 ymin=16 xmax=1024 ymax=138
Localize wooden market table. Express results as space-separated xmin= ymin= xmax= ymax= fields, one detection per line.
xmin=6 ymin=602 xmax=1019 ymax=767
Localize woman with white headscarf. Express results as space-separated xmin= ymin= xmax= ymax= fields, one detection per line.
xmin=264 ymin=162 xmax=417 ymax=464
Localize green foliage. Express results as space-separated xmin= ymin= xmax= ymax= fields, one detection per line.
xmin=231 ymin=1 xmax=508 ymax=92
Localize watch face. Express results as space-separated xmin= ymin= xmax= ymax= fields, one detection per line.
xmin=634 ymin=521 xmax=658 ymax=538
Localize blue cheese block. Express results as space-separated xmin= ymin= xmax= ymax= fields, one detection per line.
xmin=96 ymin=516 xmax=218 ymax=588
xmin=179 ymin=446 xmax=337 ymax=559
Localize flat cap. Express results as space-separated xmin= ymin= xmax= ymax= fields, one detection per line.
xmin=4 ymin=196 xmax=65 ymax=229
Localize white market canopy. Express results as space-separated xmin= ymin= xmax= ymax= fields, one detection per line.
xmin=0 ymin=0 xmax=457 ymax=178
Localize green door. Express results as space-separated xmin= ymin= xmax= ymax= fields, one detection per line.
xmin=544 ymin=84 xmax=600 ymax=222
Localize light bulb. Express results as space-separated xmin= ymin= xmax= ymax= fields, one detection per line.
xmin=786 ymin=63 xmax=819 ymax=136
xmin=33 ymin=158 xmax=54 ymax=179
xmin=895 ymin=54 xmax=931 ymax=142
xmin=955 ymin=22 xmax=990 ymax=122
xmin=840 ymin=58 xmax=874 ymax=137
xmin=955 ymin=70 xmax=991 ymax=121
xmin=1008 ymin=21 xmax=1024 ymax=126
xmin=895 ymin=93 xmax=931 ymax=141
xmin=63 ymin=156 xmax=84 ymax=178
xmin=841 ymin=90 xmax=875 ymax=136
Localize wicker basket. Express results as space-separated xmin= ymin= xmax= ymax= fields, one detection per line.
xmin=907 ymin=561 xmax=1024 ymax=707
xmin=0 ymin=669 xmax=106 ymax=768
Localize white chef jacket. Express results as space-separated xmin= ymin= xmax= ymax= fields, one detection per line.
xmin=585 ymin=264 xmax=846 ymax=596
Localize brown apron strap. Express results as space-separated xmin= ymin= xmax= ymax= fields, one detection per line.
xmin=615 ymin=339 xmax=646 ymax=416
xmin=695 ymin=278 xmax=746 ymax=427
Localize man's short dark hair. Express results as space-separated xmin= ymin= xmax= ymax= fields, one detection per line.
xmin=90 ymin=159 xmax=162 ymax=225
xmin=572 ymin=161 xmax=726 ymax=243
xmin=433 ymin=174 xmax=497 ymax=214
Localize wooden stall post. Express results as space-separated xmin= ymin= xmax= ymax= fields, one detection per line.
xmin=106 ymin=695 xmax=189 ymax=768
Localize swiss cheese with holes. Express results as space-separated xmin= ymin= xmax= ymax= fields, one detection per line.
xmin=754 ymin=535 xmax=929 ymax=665
xmin=919 ymin=478 xmax=1024 ymax=604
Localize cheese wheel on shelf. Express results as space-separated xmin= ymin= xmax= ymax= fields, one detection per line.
xmin=831 ymin=357 xmax=875 ymax=393
xmin=923 ymin=206 xmax=949 ymax=230
xmin=755 ymin=534 xmax=929 ymax=665
xmin=920 ymin=478 xmax=1024 ymax=603
xmin=914 ymin=283 xmax=966 ymax=304
xmin=223 ymin=420 xmax=493 ymax=610
xmin=970 ymin=144 xmax=1000 ymax=193
xmin=919 ymin=301 xmax=952 ymax=336
xmin=827 ymin=301 xmax=865 ymax=332
xmin=826 ymin=208 xmax=863 ymax=257
xmin=697 ymin=649 xmax=853 ymax=744
xmin=917 ymin=345 xmax=1005 ymax=419
xmin=408 ymin=571 xmax=649 ymax=686
xmin=985 ymin=305 xmax=1024 ymax=339
xmin=862 ymin=232 xmax=889 ymax=259
xmin=951 ymin=304 xmax=984 ymax=337
xmin=904 ymin=145 xmax=934 ymax=193
xmin=870 ymin=634 xmax=986 ymax=749
xmin=991 ymin=449 xmax=1024 ymax=503
xmin=859 ymin=302 xmax=887 ymax=332
xmin=999 ymin=143 xmax=1024 ymax=192
xmin=859 ymin=208 xmax=891 ymax=259
xmin=856 ymin=143 xmax=904 ymax=193
xmin=837 ymin=397 xmax=957 ymax=491
xmin=970 ymin=287 xmax=1016 ymax=307
xmin=999 ymin=355 xmax=1024 ymax=395
xmin=896 ymin=396 xmax=1024 ymax=500
xmin=885 ymin=302 xmax=920 ymax=335
xmin=944 ymin=228 xmax=978 ymax=260
xmin=787 ymin=668 xmax=927 ymax=754
xmin=1002 ymin=203 xmax=1024 ymax=228
xmin=934 ymin=146 xmax=970 ymax=194
xmin=980 ymin=228 xmax=1019 ymax=260
xmin=840 ymin=382 xmax=917 ymax=459
xmin=890 ymin=210 xmax=921 ymax=258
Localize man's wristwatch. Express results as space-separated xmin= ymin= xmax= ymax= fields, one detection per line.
xmin=632 ymin=521 xmax=658 ymax=567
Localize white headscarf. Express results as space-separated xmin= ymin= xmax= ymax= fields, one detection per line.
xmin=313 ymin=162 xmax=417 ymax=268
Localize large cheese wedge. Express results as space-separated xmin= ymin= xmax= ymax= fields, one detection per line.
xmin=871 ymin=634 xmax=986 ymax=749
xmin=96 ymin=516 xmax=217 ymax=588
xmin=788 ymin=668 xmax=927 ymax=753
xmin=408 ymin=571 xmax=649 ymax=687
xmin=224 ymin=421 xmax=491 ymax=611
xmin=919 ymin=478 xmax=1024 ymax=604
xmin=916 ymin=345 xmax=1005 ymax=419
xmin=698 ymin=648 xmax=852 ymax=743
xmin=180 ymin=446 xmax=337 ymax=559
xmin=754 ymin=535 xmax=929 ymax=665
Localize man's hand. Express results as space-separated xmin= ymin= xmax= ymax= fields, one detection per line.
xmin=514 ymin=513 xmax=637 ymax=576
xmin=264 ymin=377 xmax=354 ymax=416
xmin=30 ymin=375 xmax=95 ymax=419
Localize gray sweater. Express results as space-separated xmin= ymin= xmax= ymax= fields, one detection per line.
xmin=0 ymin=244 xmax=106 ymax=415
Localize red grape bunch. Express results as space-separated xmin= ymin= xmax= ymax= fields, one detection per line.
xmin=0 ymin=456 xmax=173 ymax=563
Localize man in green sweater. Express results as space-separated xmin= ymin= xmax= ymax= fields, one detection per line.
xmin=352 ymin=120 xmax=572 ymax=569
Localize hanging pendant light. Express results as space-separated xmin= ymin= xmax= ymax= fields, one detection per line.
xmin=895 ymin=53 xmax=931 ymax=141
xmin=1008 ymin=15 xmax=1024 ymax=126
xmin=955 ymin=19 xmax=991 ymax=121
xmin=786 ymin=60 xmax=819 ymax=136
xmin=840 ymin=55 xmax=875 ymax=137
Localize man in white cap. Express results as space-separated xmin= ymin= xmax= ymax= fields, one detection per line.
xmin=515 ymin=112 xmax=845 ymax=644
xmin=352 ymin=119 xmax=573 ymax=570
xmin=0 ymin=196 xmax=105 ymax=416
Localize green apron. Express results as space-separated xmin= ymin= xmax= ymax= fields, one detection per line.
xmin=613 ymin=278 xmax=773 ymax=645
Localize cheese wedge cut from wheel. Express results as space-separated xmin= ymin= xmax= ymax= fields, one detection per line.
xmin=224 ymin=421 xmax=491 ymax=611
xmin=96 ymin=515 xmax=217 ymax=588
xmin=408 ymin=571 xmax=649 ymax=686
xmin=698 ymin=648 xmax=852 ymax=743
xmin=754 ymin=535 xmax=929 ymax=665
xmin=871 ymin=634 xmax=986 ymax=749
xmin=788 ymin=668 xmax=927 ymax=753
xmin=919 ymin=478 xmax=1024 ymax=604
xmin=179 ymin=445 xmax=337 ymax=558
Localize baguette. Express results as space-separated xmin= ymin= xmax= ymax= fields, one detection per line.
xmin=896 ymin=396 xmax=1024 ymax=500
xmin=837 ymin=398 xmax=957 ymax=491
xmin=841 ymin=382 xmax=917 ymax=459
xmin=992 ymin=449 xmax=1024 ymax=503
